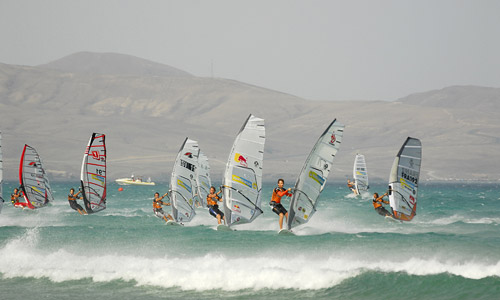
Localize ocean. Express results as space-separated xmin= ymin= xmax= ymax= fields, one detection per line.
xmin=0 ymin=181 xmax=499 ymax=299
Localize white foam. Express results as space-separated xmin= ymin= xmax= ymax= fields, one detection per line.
xmin=344 ymin=193 xmax=358 ymax=199
xmin=0 ymin=205 xmax=67 ymax=228
xmin=1 ymin=229 xmax=499 ymax=290
xmin=429 ymin=214 xmax=500 ymax=225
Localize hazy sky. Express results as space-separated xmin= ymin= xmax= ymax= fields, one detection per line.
xmin=1 ymin=0 xmax=499 ymax=101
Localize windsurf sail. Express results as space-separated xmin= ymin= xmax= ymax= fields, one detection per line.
xmin=388 ymin=137 xmax=422 ymax=222
xmin=287 ymin=119 xmax=344 ymax=230
xmin=196 ymin=151 xmax=211 ymax=208
xmin=19 ymin=144 xmax=53 ymax=209
xmin=170 ymin=138 xmax=199 ymax=223
xmin=80 ymin=133 xmax=106 ymax=214
xmin=222 ymin=114 xmax=265 ymax=227
xmin=353 ymin=154 xmax=369 ymax=194
xmin=0 ymin=131 xmax=3 ymax=212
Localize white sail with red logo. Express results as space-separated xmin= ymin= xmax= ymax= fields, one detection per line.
xmin=170 ymin=137 xmax=199 ymax=223
xmin=287 ymin=119 xmax=344 ymax=230
xmin=222 ymin=114 xmax=265 ymax=227
xmin=80 ymin=133 xmax=106 ymax=214
xmin=388 ymin=137 xmax=422 ymax=221
xmin=19 ymin=144 xmax=53 ymax=209
xmin=353 ymin=154 xmax=369 ymax=194
xmin=196 ymin=151 xmax=211 ymax=208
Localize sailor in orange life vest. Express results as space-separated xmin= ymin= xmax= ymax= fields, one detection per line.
xmin=270 ymin=179 xmax=293 ymax=230
xmin=11 ymin=188 xmax=21 ymax=205
xmin=372 ymin=192 xmax=392 ymax=217
xmin=11 ymin=187 xmax=33 ymax=208
xmin=68 ymin=188 xmax=87 ymax=215
xmin=347 ymin=179 xmax=358 ymax=195
xmin=153 ymin=192 xmax=174 ymax=222
xmin=206 ymin=186 xmax=225 ymax=225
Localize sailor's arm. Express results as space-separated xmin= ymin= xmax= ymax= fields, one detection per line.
xmin=376 ymin=193 xmax=389 ymax=203
xmin=277 ymin=188 xmax=292 ymax=197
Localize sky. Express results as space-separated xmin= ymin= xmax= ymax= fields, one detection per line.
xmin=1 ymin=0 xmax=499 ymax=101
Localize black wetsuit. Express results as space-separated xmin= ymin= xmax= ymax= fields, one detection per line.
xmin=271 ymin=202 xmax=287 ymax=215
xmin=208 ymin=204 xmax=224 ymax=219
xmin=68 ymin=194 xmax=84 ymax=211
xmin=375 ymin=206 xmax=391 ymax=216
xmin=373 ymin=199 xmax=392 ymax=216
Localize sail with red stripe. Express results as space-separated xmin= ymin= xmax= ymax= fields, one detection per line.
xmin=80 ymin=133 xmax=106 ymax=214
xmin=19 ymin=144 xmax=53 ymax=209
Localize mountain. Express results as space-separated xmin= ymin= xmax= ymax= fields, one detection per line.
xmin=397 ymin=85 xmax=500 ymax=112
xmin=38 ymin=52 xmax=192 ymax=77
xmin=1 ymin=52 xmax=499 ymax=183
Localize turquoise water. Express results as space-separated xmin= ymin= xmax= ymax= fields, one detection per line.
xmin=1 ymin=181 xmax=499 ymax=299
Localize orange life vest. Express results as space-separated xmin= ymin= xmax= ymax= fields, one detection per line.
xmin=153 ymin=199 xmax=163 ymax=209
xmin=271 ymin=188 xmax=291 ymax=204
xmin=372 ymin=199 xmax=382 ymax=209
xmin=11 ymin=194 xmax=18 ymax=204
xmin=206 ymin=194 xmax=220 ymax=207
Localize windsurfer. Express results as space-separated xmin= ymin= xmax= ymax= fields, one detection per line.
xmin=347 ymin=179 xmax=358 ymax=195
xmin=68 ymin=188 xmax=87 ymax=215
xmin=12 ymin=186 xmax=33 ymax=208
xmin=10 ymin=187 xmax=21 ymax=205
xmin=153 ymin=192 xmax=173 ymax=222
xmin=207 ymin=186 xmax=225 ymax=225
xmin=270 ymin=179 xmax=292 ymax=230
xmin=372 ymin=192 xmax=392 ymax=217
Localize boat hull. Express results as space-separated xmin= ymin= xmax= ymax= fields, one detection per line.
xmin=115 ymin=178 xmax=155 ymax=186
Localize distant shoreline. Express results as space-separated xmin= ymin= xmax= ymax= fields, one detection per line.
xmin=2 ymin=180 xmax=499 ymax=186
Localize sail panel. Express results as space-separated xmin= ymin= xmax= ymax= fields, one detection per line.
xmin=196 ymin=151 xmax=211 ymax=208
xmin=353 ymin=154 xmax=369 ymax=193
xmin=287 ymin=120 xmax=344 ymax=230
xmin=170 ymin=138 xmax=199 ymax=223
xmin=80 ymin=133 xmax=106 ymax=214
xmin=388 ymin=137 xmax=422 ymax=221
xmin=223 ymin=114 xmax=265 ymax=227
xmin=19 ymin=144 xmax=53 ymax=208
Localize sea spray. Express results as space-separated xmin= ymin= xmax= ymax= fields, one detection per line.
xmin=0 ymin=181 xmax=498 ymax=299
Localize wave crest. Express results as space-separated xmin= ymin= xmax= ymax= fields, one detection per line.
xmin=1 ymin=231 xmax=499 ymax=290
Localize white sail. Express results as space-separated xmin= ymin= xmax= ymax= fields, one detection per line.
xmin=170 ymin=138 xmax=199 ymax=223
xmin=0 ymin=131 xmax=3 ymax=212
xmin=196 ymin=151 xmax=211 ymax=208
xmin=80 ymin=133 xmax=106 ymax=214
xmin=388 ymin=137 xmax=422 ymax=221
xmin=287 ymin=119 xmax=344 ymax=230
xmin=19 ymin=144 xmax=53 ymax=209
xmin=222 ymin=114 xmax=265 ymax=227
xmin=353 ymin=154 xmax=369 ymax=194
